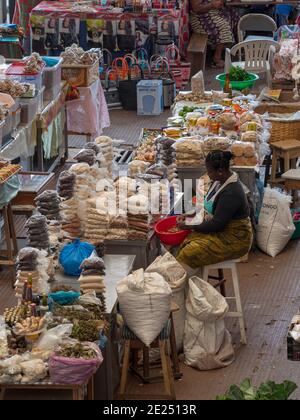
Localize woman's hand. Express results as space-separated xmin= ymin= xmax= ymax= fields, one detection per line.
xmin=177 ymin=216 xmax=190 ymax=231
xmin=211 ymin=0 xmax=223 ymax=9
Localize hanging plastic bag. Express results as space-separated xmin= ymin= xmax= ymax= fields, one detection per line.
xmin=59 ymin=239 xmax=95 ymax=276
xmin=256 ymin=188 xmax=295 ymax=257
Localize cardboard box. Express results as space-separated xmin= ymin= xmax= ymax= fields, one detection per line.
xmin=137 ymin=80 xmax=163 ymax=116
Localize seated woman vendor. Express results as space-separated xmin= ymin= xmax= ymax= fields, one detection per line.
xmin=190 ymin=0 xmax=239 ymax=68
xmin=176 ymin=150 xmax=253 ymax=272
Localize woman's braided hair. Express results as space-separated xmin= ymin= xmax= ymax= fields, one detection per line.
xmin=205 ymin=150 xmax=234 ymax=171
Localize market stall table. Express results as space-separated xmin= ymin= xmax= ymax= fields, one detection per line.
xmin=55 ymin=254 xmax=136 ymax=400
xmin=0 ymin=376 xmax=95 ymax=401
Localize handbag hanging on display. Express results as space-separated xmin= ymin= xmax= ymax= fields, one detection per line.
xmin=118 ymin=63 xmax=144 ymax=110
xmin=165 ymin=44 xmax=191 ymax=89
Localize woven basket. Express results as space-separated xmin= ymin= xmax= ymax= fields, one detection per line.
xmin=255 ymin=104 xmax=300 ymax=144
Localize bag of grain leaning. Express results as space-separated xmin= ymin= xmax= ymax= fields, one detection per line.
xmin=184 ymin=277 xmax=234 ymax=370
xmin=116 ymin=269 xmax=172 ymax=346
xmin=146 ymin=252 xmax=187 ymax=351
xmin=257 ymin=188 xmax=295 ymax=257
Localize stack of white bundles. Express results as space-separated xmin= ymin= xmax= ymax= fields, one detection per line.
xmin=127 ymin=194 xmax=149 ymax=241
xmin=69 ymin=163 xmax=94 ymax=222
xmin=15 ymin=248 xmax=50 ymax=299
xmin=82 ymin=195 xmax=111 ymax=244
xmin=59 ymin=197 xmax=81 ymax=241
xmin=174 ymin=138 xmax=205 ymax=168
xmin=78 ymin=256 xmax=106 ymax=298
xmin=115 ymin=177 xmax=138 ymax=203
xmin=95 ymin=136 xmax=114 ymax=175
xmin=128 ymin=160 xmax=151 ymax=178
xmin=106 ymin=215 xmax=128 ymax=241
xmin=48 ymin=220 xmax=63 ymax=249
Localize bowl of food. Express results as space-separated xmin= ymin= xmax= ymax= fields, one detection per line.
xmin=216 ymin=66 xmax=259 ymax=91
xmin=155 ymin=216 xmax=191 ymax=246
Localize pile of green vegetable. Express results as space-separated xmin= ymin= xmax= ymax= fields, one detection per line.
xmin=229 ymin=66 xmax=253 ymax=82
xmin=216 ymin=378 xmax=297 ymax=400
xmin=179 ymin=106 xmax=202 ymax=120
xmin=71 ymin=320 xmax=105 ymax=342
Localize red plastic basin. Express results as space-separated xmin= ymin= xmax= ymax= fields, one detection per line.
xmin=155 ymin=216 xmax=191 ymax=246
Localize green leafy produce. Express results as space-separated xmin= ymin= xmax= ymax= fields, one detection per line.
xmin=71 ymin=320 xmax=105 ymax=342
xmin=216 ymin=378 xmax=297 ymax=400
xmin=179 ymin=106 xmax=197 ymax=118
xmin=229 ymin=66 xmax=253 ymax=82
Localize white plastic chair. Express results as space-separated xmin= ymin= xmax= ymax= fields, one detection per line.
xmin=225 ymin=39 xmax=281 ymax=87
xmin=238 ymin=14 xmax=277 ymax=43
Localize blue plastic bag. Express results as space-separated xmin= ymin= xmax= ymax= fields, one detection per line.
xmin=59 ymin=239 xmax=95 ymax=276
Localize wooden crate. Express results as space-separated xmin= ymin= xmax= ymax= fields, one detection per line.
xmin=61 ymin=60 xmax=99 ymax=87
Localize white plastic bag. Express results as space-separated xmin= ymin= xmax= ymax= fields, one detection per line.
xmin=117 ymin=269 xmax=172 ymax=346
xmin=184 ymin=277 xmax=235 ymax=370
xmin=146 ymin=253 xmax=187 ymax=351
xmin=34 ymin=324 xmax=73 ymax=353
xmin=257 ymin=188 xmax=295 ymax=257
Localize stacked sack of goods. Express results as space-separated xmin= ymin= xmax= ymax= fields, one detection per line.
xmin=25 ymin=214 xmax=50 ymax=251
xmin=78 ymin=255 xmax=107 ymax=312
xmin=155 ymin=136 xmax=177 ymax=182
xmin=127 ymin=193 xmax=149 ymax=241
xmin=95 ymin=136 xmax=114 ymax=176
xmin=57 ymin=170 xmax=81 ymax=241
xmin=14 ymin=247 xmax=50 ymax=299
xmin=35 ymin=190 xmax=61 ymax=221
xmin=82 ymin=193 xmax=112 ymax=244
xmin=174 ymin=137 xmax=205 ymax=168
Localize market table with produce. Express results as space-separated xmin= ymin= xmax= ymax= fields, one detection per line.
xmin=0 ymin=254 xmax=135 ymax=400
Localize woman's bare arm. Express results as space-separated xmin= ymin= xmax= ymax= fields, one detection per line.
xmin=190 ymin=0 xmax=223 ymax=14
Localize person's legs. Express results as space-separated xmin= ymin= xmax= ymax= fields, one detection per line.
xmin=213 ymin=43 xmax=225 ymax=67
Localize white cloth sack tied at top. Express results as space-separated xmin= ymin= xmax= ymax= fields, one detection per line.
xmin=146 ymin=253 xmax=187 ymax=351
xmin=184 ymin=277 xmax=235 ymax=371
xmin=116 ymin=269 xmax=172 ymax=347
xmin=256 ymin=188 xmax=295 ymax=258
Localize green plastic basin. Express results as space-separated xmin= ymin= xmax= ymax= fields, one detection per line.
xmin=216 ymin=73 xmax=259 ymax=91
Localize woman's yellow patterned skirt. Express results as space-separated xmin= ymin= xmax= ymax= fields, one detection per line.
xmin=176 ymin=218 xmax=253 ymax=269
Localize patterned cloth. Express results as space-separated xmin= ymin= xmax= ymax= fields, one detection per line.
xmin=13 ymin=0 xmax=43 ymax=36
xmin=190 ymin=0 xmax=239 ymax=45
xmin=176 ymin=218 xmax=252 ymax=269
xmin=179 ymin=0 xmax=190 ymax=59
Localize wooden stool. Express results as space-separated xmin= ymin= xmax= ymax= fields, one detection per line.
xmin=0 ymin=203 xmax=18 ymax=288
xmin=203 ymin=259 xmax=247 ymax=345
xmin=119 ymin=319 xmax=177 ymax=400
xmin=282 ymin=169 xmax=300 ymax=206
xmin=270 ymin=140 xmax=300 ymax=185
xmin=130 ymin=303 xmax=182 ymax=383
